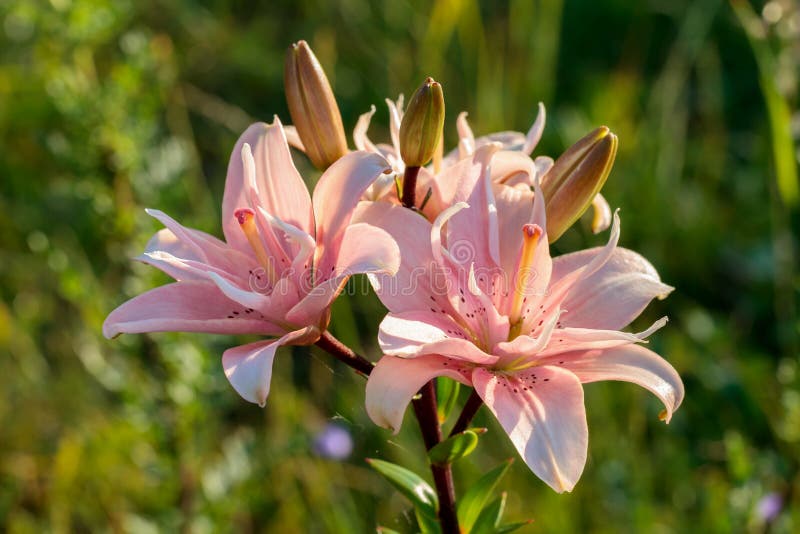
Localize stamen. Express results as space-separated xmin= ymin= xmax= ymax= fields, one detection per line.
xmin=509 ymin=224 xmax=543 ymax=327
xmin=235 ymin=208 xmax=278 ymax=285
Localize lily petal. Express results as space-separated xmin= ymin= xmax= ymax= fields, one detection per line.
xmin=545 ymin=345 xmax=684 ymax=423
xmin=472 ymin=365 xmax=588 ymax=493
xmin=590 ymin=193 xmax=612 ymax=234
xmin=378 ymin=311 xmax=498 ymax=364
xmin=222 ymin=121 xmax=313 ymax=251
xmin=312 ymin=151 xmax=391 ymax=273
xmin=354 ymin=202 xmax=444 ymax=314
xmin=285 ymin=222 xmax=400 ymax=326
xmin=551 ymin=247 xmax=674 ymax=331
xmin=535 ymin=317 xmax=668 ymax=358
xmin=103 ymin=281 xmax=280 ymax=338
xmin=522 ymin=102 xmax=546 ymax=155
xmin=366 ymin=355 xmax=473 ymax=433
xmin=222 ymin=327 xmax=319 ymax=406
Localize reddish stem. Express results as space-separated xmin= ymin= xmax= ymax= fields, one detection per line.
xmin=449 ymin=389 xmax=484 ymax=437
xmin=314 ymin=330 xmax=373 ymax=376
xmin=402 ymin=165 xmax=421 ymax=209
xmin=315 ymin=331 xmax=459 ymax=533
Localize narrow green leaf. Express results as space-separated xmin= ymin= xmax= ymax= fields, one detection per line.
xmin=415 ymin=507 xmax=443 ymax=534
xmin=457 ymin=459 xmax=513 ymax=533
xmin=366 ymin=458 xmax=439 ymax=516
xmin=469 ymin=492 xmax=506 ymax=534
xmin=376 ymin=528 xmax=403 ymax=534
xmin=436 ymin=377 xmax=461 ymax=424
xmin=428 ymin=430 xmax=479 ymax=466
xmin=495 ymin=520 xmax=534 ymax=533
xmin=731 ymin=0 xmax=799 ymax=207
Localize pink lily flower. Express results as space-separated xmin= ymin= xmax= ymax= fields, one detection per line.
xmin=357 ymin=145 xmax=683 ymax=492
xmin=104 ymin=119 xmax=399 ymax=406
xmin=354 ymin=99 xmax=612 ymax=234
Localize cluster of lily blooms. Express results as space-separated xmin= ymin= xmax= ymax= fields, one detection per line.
xmin=104 ymin=41 xmax=684 ymax=493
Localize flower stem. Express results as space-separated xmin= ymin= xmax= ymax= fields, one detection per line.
xmin=412 ymin=381 xmax=459 ymax=534
xmin=402 ymin=165 xmax=421 ymax=209
xmin=449 ymin=389 xmax=484 ymax=437
xmin=315 ymin=331 xmax=459 ymax=533
xmin=314 ymin=330 xmax=374 ymax=377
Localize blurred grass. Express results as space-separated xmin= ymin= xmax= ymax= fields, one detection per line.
xmin=1 ymin=0 xmax=799 ymax=532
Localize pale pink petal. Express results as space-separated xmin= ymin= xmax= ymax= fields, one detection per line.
xmin=353 ymin=105 xmax=379 ymax=153
xmin=285 ymin=222 xmax=400 ymax=326
xmin=536 ymin=317 xmax=668 ymax=358
xmin=378 ymin=311 xmax=498 ymax=364
xmin=353 ymin=201 xmax=445 ymax=314
xmin=472 ymin=366 xmax=588 ymax=493
xmin=490 ymin=151 xmax=537 ymax=188
xmin=312 ymin=151 xmax=391 ymax=273
xmin=145 ymin=209 xmax=253 ymax=278
xmin=103 ymin=281 xmax=280 ymax=338
xmin=385 ymin=95 xmax=404 ymax=154
xmin=590 ymin=193 xmax=612 ymax=234
xmin=534 ymin=156 xmax=554 ymax=177
xmin=478 ymin=131 xmax=526 ymax=151
xmin=143 ymin=228 xmax=202 ymax=262
xmin=283 ymin=125 xmax=306 ymax=152
xmin=551 ymin=247 xmax=673 ymax=331
xmin=522 ymin=102 xmax=546 ymax=155
xmin=446 ymin=144 xmax=502 ymax=274
xmin=546 ymin=345 xmax=684 ymax=423
xmin=366 ymin=355 xmax=473 ymax=433
xmin=222 ymin=121 xmax=313 ymax=250
xmin=457 ymin=111 xmax=476 ymax=158
xmin=222 ymin=326 xmax=319 ymax=406
xmin=543 ymin=210 xmax=621 ymax=312
xmin=137 ymin=250 xmax=241 ymax=283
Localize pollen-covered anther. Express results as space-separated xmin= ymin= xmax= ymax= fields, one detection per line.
xmin=234 ymin=208 xmax=278 ymax=285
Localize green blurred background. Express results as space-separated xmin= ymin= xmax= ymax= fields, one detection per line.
xmin=1 ymin=0 xmax=798 ymax=531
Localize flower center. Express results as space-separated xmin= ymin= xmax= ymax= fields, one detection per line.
xmin=234 ymin=208 xmax=279 ymax=286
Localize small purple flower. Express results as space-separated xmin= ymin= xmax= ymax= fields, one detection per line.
xmin=756 ymin=492 xmax=783 ymax=522
xmin=313 ymin=423 xmax=354 ymax=460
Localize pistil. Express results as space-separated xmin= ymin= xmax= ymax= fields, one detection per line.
xmin=509 ymin=224 xmax=543 ymax=331
xmin=235 ymin=208 xmax=279 ymax=286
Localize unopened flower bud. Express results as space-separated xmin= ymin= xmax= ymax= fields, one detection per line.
xmin=399 ymin=77 xmax=445 ymax=167
xmin=541 ymin=126 xmax=618 ymax=242
xmin=284 ymin=40 xmax=348 ymax=170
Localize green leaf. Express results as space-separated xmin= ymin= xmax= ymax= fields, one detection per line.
xmin=731 ymin=0 xmax=799 ymax=207
xmin=457 ymin=459 xmax=513 ymax=533
xmin=469 ymin=492 xmax=506 ymax=534
xmin=415 ymin=507 xmax=442 ymax=534
xmin=495 ymin=520 xmax=534 ymax=533
xmin=428 ymin=430 xmax=479 ymax=466
xmin=436 ymin=377 xmax=461 ymax=424
xmin=366 ymin=458 xmax=439 ymax=517
xmin=376 ymin=528 xmax=403 ymax=534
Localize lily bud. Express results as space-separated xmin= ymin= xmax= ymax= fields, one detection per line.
xmin=541 ymin=126 xmax=618 ymax=242
xmin=399 ymin=77 xmax=445 ymax=167
xmin=284 ymin=40 xmax=348 ymax=170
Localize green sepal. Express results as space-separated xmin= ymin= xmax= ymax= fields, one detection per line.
xmin=436 ymin=377 xmax=460 ymax=424
xmin=456 ymin=459 xmax=513 ymax=533
xmin=428 ymin=430 xmax=479 ymax=466
xmin=366 ymin=458 xmax=439 ymax=517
